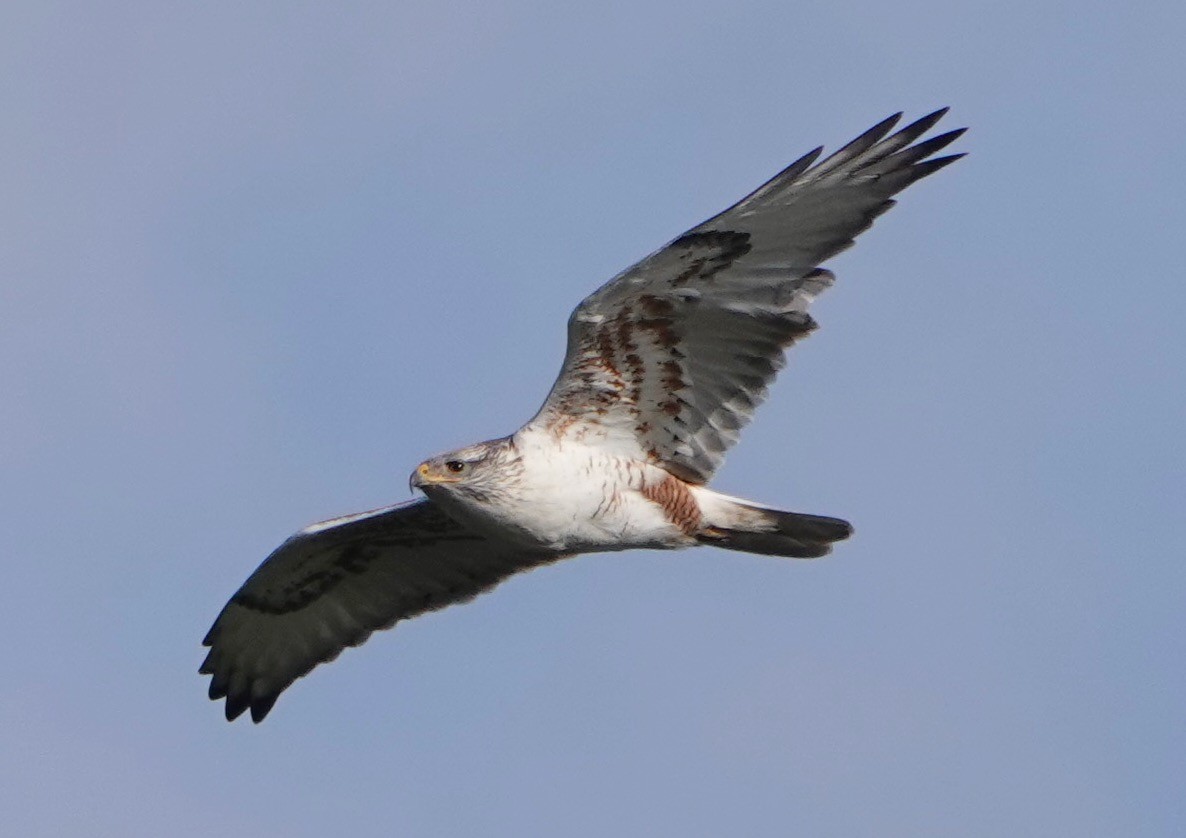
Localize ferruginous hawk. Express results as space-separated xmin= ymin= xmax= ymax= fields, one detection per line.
xmin=201 ymin=110 xmax=965 ymax=722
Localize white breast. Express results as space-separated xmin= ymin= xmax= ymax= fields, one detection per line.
xmin=502 ymin=426 xmax=691 ymax=553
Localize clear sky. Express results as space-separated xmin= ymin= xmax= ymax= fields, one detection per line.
xmin=3 ymin=1 xmax=1183 ymax=835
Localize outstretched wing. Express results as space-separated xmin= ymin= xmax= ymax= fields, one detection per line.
xmin=200 ymin=499 xmax=556 ymax=722
xmin=529 ymin=109 xmax=965 ymax=484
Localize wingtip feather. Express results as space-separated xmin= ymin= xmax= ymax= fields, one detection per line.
xmin=913 ymin=152 xmax=967 ymax=175
xmin=224 ymin=696 xmax=249 ymax=722
xmin=250 ymin=695 xmax=279 ymax=723
xmin=905 ymin=107 xmax=951 ymax=135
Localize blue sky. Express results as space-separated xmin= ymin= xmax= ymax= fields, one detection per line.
xmin=3 ymin=1 xmax=1183 ymax=835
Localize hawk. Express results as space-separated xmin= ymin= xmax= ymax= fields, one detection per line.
xmin=201 ymin=110 xmax=965 ymax=722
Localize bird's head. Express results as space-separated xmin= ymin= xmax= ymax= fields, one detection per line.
xmin=409 ymin=437 xmax=519 ymax=504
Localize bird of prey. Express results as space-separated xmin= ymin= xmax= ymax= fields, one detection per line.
xmin=201 ymin=109 xmax=965 ymax=722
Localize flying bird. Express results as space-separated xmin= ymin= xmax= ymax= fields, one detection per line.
xmin=201 ymin=109 xmax=965 ymax=722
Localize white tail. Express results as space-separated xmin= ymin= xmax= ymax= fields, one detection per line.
xmin=690 ymin=488 xmax=853 ymax=558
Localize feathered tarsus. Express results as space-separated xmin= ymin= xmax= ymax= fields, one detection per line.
xmin=201 ymin=110 xmax=964 ymax=722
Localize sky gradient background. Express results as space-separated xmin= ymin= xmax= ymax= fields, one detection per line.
xmin=3 ymin=2 xmax=1183 ymax=835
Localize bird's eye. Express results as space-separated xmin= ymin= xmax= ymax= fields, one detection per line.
xmin=445 ymin=460 xmax=466 ymax=473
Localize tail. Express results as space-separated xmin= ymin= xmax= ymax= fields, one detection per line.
xmin=691 ymin=488 xmax=853 ymax=559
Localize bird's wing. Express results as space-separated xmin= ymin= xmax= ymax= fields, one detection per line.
xmin=200 ymin=498 xmax=557 ymax=722
xmin=527 ymin=109 xmax=964 ymax=484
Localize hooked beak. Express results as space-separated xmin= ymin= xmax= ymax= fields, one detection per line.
xmin=409 ymin=461 xmax=464 ymax=495
xmin=409 ymin=462 xmax=431 ymax=495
